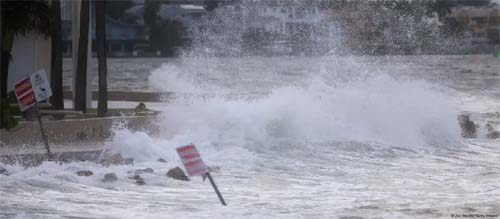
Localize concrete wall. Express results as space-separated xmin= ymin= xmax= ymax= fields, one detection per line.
xmin=0 ymin=115 xmax=159 ymax=147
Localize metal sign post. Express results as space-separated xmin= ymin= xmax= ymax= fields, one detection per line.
xmin=203 ymin=172 xmax=227 ymax=206
xmin=34 ymin=104 xmax=53 ymax=160
xmin=13 ymin=70 xmax=54 ymax=160
xmin=176 ymin=144 xmax=227 ymax=206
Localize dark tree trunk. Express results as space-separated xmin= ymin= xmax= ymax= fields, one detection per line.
xmin=95 ymin=0 xmax=107 ymax=117
xmin=0 ymin=52 xmax=8 ymax=100
xmin=50 ymin=0 xmax=64 ymax=110
xmin=74 ymin=0 xmax=90 ymax=113
xmin=0 ymin=2 xmax=5 ymax=100
xmin=0 ymin=50 xmax=9 ymax=130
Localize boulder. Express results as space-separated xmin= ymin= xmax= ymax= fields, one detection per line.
xmin=129 ymin=175 xmax=146 ymax=185
xmin=0 ymin=167 xmax=9 ymax=176
xmin=166 ymin=167 xmax=189 ymax=181
xmin=102 ymin=173 xmax=118 ymax=183
xmin=486 ymin=124 xmax=500 ymax=139
xmin=134 ymin=168 xmax=154 ymax=175
xmin=76 ymin=170 xmax=93 ymax=176
xmin=458 ymin=114 xmax=477 ymax=138
xmin=157 ymin=158 xmax=167 ymax=163
xmin=135 ymin=102 xmax=147 ymax=111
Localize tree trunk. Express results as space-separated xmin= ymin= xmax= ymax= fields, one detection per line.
xmin=1 ymin=32 xmax=14 ymax=101
xmin=0 ymin=51 xmax=9 ymax=130
xmin=1 ymin=31 xmax=14 ymax=130
xmin=95 ymin=0 xmax=107 ymax=117
xmin=50 ymin=0 xmax=64 ymax=110
xmin=74 ymin=0 xmax=90 ymax=113
xmin=0 ymin=1 xmax=4 ymax=100
xmin=0 ymin=52 xmax=9 ymax=101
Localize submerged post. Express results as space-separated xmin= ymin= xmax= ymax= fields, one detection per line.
xmin=204 ymin=172 xmax=227 ymax=206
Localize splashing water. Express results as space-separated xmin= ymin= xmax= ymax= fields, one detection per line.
xmin=2 ymin=1 xmax=499 ymax=218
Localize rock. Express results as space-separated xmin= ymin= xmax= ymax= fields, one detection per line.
xmin=458 ymin=114 xmax=477 ymax=138
xmin=124 ymin=158 xmax=134 ymax=165
xmin=134 ymin=168 xmax=154 ymax=175
xmin=76 ymin=170 xmax=93 ymax=176
xmin=135 ymin=178 xmax=146 ymax=185
xmin=166 ymin=167 xmax=189 ymax=181
xmin=129 ymin=175 xmax=146 ymax=185
xmin=135 ymin=102 xmax=147 ymax=111
xmin=102 ymin=173 xmax=118 ymax=183
xmin=0 ymin=167 xmax=9 ymax=176
xmin=486 ymin=124 xmax=500 ymax=139
xmin=157 ymin=158 xmax=167 ymax=163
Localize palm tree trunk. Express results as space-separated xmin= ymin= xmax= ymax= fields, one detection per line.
xmin=50 ymin=0 xmax=64 ymax=110
xmin=95 ymin=0 xmax=107 ymax=117
xmin=1 ymin=32 xmax=14 ymax=101
xmin=74 ymin=0 xmax=90 ymax=113
xmin=0 ymin=1 xmax=5 ymax=100
xmin=0 ymin=52 xmax=9 ymax=100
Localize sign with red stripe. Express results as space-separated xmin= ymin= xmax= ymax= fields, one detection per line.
xmin=14 ymin=77 xmax=33 ymax=97
xmin=176 ymin=144 xmax=209 ymax=177
xmin=13 ymin=77 xmax=36 ymax=111
xmin=13 ymin=70 xmax=52 ymax=111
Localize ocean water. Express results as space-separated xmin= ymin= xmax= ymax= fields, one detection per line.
xmin=2 ymin=55 xmax=500 ymax=218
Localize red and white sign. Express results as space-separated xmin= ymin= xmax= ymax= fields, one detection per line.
xmin=13 ymin=77 xmax=36 ymax=111
xmin=176 ymin=144 xmax=209 ymax=177
xmin=13 ymin=70 xmax=52 ymax=111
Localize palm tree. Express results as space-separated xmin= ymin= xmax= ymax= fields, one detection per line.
xmin=1 ymin=1 xmax=51 ymax=129
xmin=74 ymin=0 xmax=90 ymax=113
xmin=95 ymin=0 xmax=108 ymax=117
xmin=50 ymin=0 xmax=64 ymax=111
xmin=1 ymin=1 xmax=51 ymax=99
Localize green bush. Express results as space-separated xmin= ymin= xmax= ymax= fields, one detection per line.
xmin=0 ymin=97 xmax=19 ymax=130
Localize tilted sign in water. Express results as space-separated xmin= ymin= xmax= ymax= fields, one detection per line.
xmin=14 ymin=77 xmax=36 ymax=111
xmin=176 ymin=144 xmax=227 ymax=206
xmin=177 ymin=144 xmax=209 ymax=176
xmin=30 ymin=70 xmax=53 ymax=102
xmin=13 ymin=69 xmax=53 ymax=111
xmin=13 ymin=69 xmax=53 ymax=159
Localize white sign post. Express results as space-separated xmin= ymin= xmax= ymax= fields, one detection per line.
xmin=176 ymin=144 xmax=227 ymax=206
xmin=13 ymin=69 xmax=53 ymax=159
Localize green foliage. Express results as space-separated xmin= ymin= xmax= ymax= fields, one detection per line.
xmin=1 ymin=0 xmax=51 ymax=39
xmin=0 ymin=97 xmax=19 ymax=131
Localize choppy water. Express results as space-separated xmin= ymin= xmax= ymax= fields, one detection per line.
xmin=2 ymin=55 xmax=500 ymax=218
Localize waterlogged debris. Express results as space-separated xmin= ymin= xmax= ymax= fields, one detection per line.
xmin=129 ymin=175 xmax=146 ymax=185
xmin=458 ymin=114 xmax=477 ymax=138
xmin=102 ymin=173 xmax=118 ymax=183
xmin=157 ymin=158 xmax=167 ymax=163
xmin=76 ymin=170 xmax=94 ymax=176
xmin=134 ymin=168 xmax=154 ymax=175
xmin=166 ymin=167 xmax=189 ymax=181
xmin=486 ymin=124 xmax=500 ymax=139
